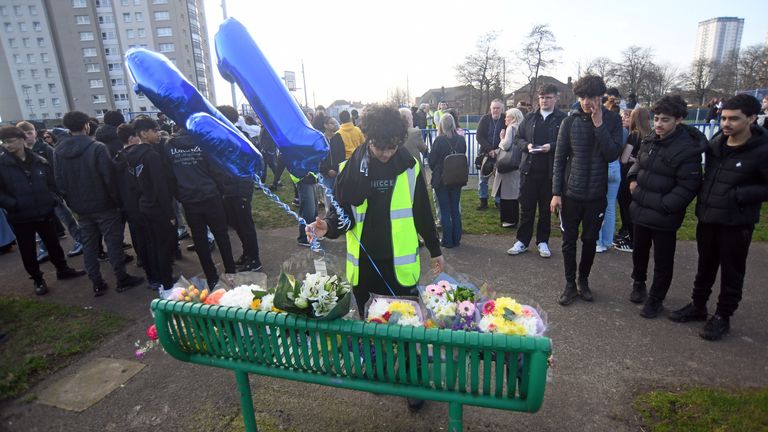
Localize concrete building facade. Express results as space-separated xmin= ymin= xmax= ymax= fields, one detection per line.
xmin=694 ymin=17 xmax=744 ymax=64
xmin=0 ymin=0 xmax=214 ymax=124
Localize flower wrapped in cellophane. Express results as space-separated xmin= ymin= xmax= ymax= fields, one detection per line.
xmin=365 ymin=295 xmax=424 ymax=327
xmin=419 ymin=278 xmax=482 ymax=330
xmin=477 ymin=297 xmax=546 ymax=336
xmin=273 ymin=270 xmax=351 ymax=320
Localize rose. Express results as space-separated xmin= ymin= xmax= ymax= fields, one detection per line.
xmin=146 ymin=324 xmax=158 ymax=341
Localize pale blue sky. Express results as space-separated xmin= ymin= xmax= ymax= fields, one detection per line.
xmin=203 ymin=0 xmax=766 ymax=108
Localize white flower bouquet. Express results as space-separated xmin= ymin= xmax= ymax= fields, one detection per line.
xmin=273 ymin=270 xmax=352 ymax=320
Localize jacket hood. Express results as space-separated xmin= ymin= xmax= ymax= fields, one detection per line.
xmin=56 ymin=134 xmax=96 ymax=159
xmin=648 ymin=124 xmax=707 ymax=153
xmin=95 ymin=124 xmax=118 ymax=143
xmin=709 ymin=124 xmax=768 ymax=155
xmin=123 ymin=143 xmax=154 ymax=166
xmin=0 ymin=148 xmax=45 ymax=167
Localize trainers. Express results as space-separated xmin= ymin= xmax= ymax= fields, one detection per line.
xmin=235 ymin=255 xmax=249 ymax=266
xmin=297 ymin=239 xmax=311 ymax=247
xmin=67 ymin=242 xmax=83 ymax=257
xmin=37 ymin=249 xmax=49 ymax=263
xmin=500 ymin=222 xmax=517 ymax=228
xmin=558 ymin=281 xmax=578 ymax=306
xmin=577 ymin=279 xmax=593 ymax=302
xmin=668 ymin=303 xmax=708 ymax=323
xmin=98 ymin=251 xmax=108 ymax=261
xmin=629 ymin=281 xmax=647 ymax=304
xmin=237 ymin=258 xmax=263 ymax=272
xmin=58 ymin=231 xmax=67 ymax=239
xmin=700 ymin=314 xmax=730 ymax=341
xmin=116 ymin=274 xmax=144 ymax=292
xmin=596 ymin=244 xmax=608 ymax=253
xmin=507 ymin=241 xmax=527 ymax=256
xmin=537 ymin=242 xmax=552 ymax=258
xmin=476 ymin=199 xmax=488 ymax=211
xmin=33 ymin=278 xmax=48 ymax=296
xmin=56 ymin=267 xmax=86 ymax=280
xmin=93 ymin=281 xmax=108 ymax=297
xmin=615 ymin=238 xmax=633 ymax=253
xmin=640 ymin=297 xmax=664 ymax=319
xmin=177 ymin=228 xmax=190 ymax=240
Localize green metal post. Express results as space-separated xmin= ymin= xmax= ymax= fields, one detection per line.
xmin=235 ymin=371 xmax=258 ymax=432
xmin=448 ymin=402 xmax=463 ymax=432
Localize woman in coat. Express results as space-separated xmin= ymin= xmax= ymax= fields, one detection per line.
xmin=492 ymin=108 xmax=525 ymax=228
xmin=428 ymin=114 xmax=466 ymax=248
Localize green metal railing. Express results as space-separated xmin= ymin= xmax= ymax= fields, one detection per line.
xmin=151 ymin=299 xmax=551 ymax=432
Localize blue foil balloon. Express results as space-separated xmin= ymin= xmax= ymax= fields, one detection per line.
xmin=215 ymin=18 xmax=328 ymax=179
xmin=186 ymin=113 xmax=263 ymax=178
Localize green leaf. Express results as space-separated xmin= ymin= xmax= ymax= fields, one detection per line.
xmin=251 ymin=290 xmax=268 ymax=299
xmin=503 ymin=307 xmax=516 ymax=321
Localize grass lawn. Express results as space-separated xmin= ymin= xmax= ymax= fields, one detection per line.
xmin=634 ymin=387 xmax=768 ymax=432
xmin=250 ymin=171 xmax=768 ymax=241
xmin=0 ymin=297 xmax=127 ymax=401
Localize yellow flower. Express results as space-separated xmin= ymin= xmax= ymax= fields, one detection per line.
xmin=250 ymin=298 xmax=262 ymax=310
xmin=493 ymin=297 xmax=522 ymax=317
xmin=388 ymin=301 xmax=416 ymax=317
xmin=493 ymin=316 xmax=527 ymax=335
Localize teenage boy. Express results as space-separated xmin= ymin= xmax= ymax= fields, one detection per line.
xmin=550 ymin=75 xmax=623 ymax=306
xmin=669 ymin=94 xmax=768 ymax=341
xmin=626 ymin=95 xmax=706 ymax=318
xmin=508 ymin=84 xmax=567 ymax=258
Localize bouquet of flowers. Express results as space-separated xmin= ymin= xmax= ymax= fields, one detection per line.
xmin=419 ymin=279 xmax=481 ymax=330
xmin=477 ymin=297 xmax=546 ymax=337
xmin=365 ymin=295 xmax=424 ymax=327
xmin=273 ymin=270 xmax=351 ymax=319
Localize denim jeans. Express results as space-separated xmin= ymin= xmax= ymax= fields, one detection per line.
xmin=478 ymin=174 xmax=489 ymax=199
xmin=598 ymin=161 xmax=621 ymax=248
xmin=435 ymin=186 xmax=462 ymax=247
xmin=297 ymin=182 xmax=317 ymax=243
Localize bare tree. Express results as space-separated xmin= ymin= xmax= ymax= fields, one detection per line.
xmin=614 ymin=46 xmax=654 ymax=97
xmin=516 ymin=24 xmax=562 ymax=105
xmin=455 ymin=31 xmax=505 ymax=114
xmin=586 ymin=56 xmax=613 ymax=82
xmin=736 ymin=44 xmax=768 ymax=90
xmin=388 ymin=87 xmax=409 ymax=107
xmin=641 ymin=62 xmax=681 ymax=103
xmin=684 ymin=58 xmax=721 ymax=105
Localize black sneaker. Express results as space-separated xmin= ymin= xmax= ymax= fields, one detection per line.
xmin=640 ymin=297 xmax=664 ymax=319
xmin=297 ymin=239 xmax=310 ymax=247
xmin=237 ymin=258 xmax=263 ymax=273
xmin=116 ymin=274 xmax=144 ymax=292
xmin=629 ymin=281 xmax=647 ymax=304
xmin=235 ymin=255 xmax=249 ymax=266
xmin=577 ymin=279 xmax=593 ymax=302
xmin=56 ymin=267 xmax=86 ymax=280
xmin=93 ymin=281 xmax=108 ymax=297
xmin=34 ymin=278 xmax=48 ymax=296
xmin=668 ymin=303 xmax=708 ymax=323
xmin=98 ymin=251 xmax=108 ymax=261
xmin=615 ymin=238 xmax=633 ymax=253
xmin=700 ymin=314 xmax=730 ymax=341
xmin=558 ymin=282 xmax=578 ymax=306
xmin=476 ymin=200 xmax=488 ymax=211
xmin=123 ymin=254 xmax=134 ymax=264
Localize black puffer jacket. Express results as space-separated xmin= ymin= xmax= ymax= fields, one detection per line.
xmin=95 ymin=124 xmax=124 ymax=159
xmin=696 ymin=125 xmax=768 ymax=226
xmin=0 ymin=149 xmax=58 ymax=223
xmin=516 ymin=109 xmax=567 ymax=177
xmin=552 ymin=107 xmax=623 ymax=200
xmin=32 ymin=139 xmax=54 ymax=165
xmin=627 ymin=124 xmax=706 ymax=231
xmin=53 ymin=134 xmax=119 ymax=215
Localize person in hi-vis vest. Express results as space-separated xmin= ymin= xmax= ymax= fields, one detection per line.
xmin=307 ymin=105 xmax=444 ymax=315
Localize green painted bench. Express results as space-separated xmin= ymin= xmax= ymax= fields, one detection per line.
xmin=151 ymin=299 xmax=552 ymax=432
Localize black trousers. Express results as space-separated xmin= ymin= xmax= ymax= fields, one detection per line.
xmin=499 ymin=199 xmax=519 ymax=225
xmin=692 ymin=222 xmax=753 ymax=318
xmin=517 ymin=172 xmax=552 ymax=246
xmin=561 ymin=196 xmax=605 ymax=283
xmin=11 ymin=214 xmax=68 ymax=281
xmin=617 ymin=163 xmax=633 ymax=240
xmin=183 ymin=196 xmax=236 ymax=282
xmin=631 ymin=224 xmax=677 ymax=301
xmin=262 ymin=152 xmax=284 ymax=187
xmin=353 ymin=253 xmax=418 ymax=317
xmin=144 ymin=214 xmax=175 ymax=289
xmin=126 ymin=212 xmax=153 ymax=282
xmin=223 ymin=191 xmax=260 ymax=261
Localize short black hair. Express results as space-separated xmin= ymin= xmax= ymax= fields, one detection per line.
xmin=539 ymin=84 xmax=559 ymax=96
xmin=339 ymin=110 xmax=351 ymax=123
xmin=216 ymin=105 xmax=239 ymax=123
xmin=62 ymin=111 xmax=90 ymax=132
xmin=0 ymin=126 xmax=26 ymax=141
xmin=360 ymin=104 xmax=407 ymax=150
xmin=132 ymin=117 xmax=158 ymax=134
xmin=573 ymin=75 xmax=607 ymax=98
xmin=104 ymin=110 xmax=125 ymax=127
xmin=652 ymin=95 xmax=688 ymax=119
xmin=316 ymin=105 xmax=325 ymax=111
xmin=606 ymin=87 xmax=622 ymax=99
xmin=351 ymin=109 xmax=359 ymax=116
xmin=722 ymin=94 xmax=761 ymax=117
xmin=116 ymin=123 xmax=136 ymax=144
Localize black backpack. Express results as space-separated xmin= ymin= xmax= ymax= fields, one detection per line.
xmin=441 ymin=136 xmax=468 ymax=187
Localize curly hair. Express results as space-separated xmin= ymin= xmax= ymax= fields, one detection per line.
xmin=572 ymin=75 xmax=607 ymax=98
xmin=359 ymin=104 xmax=407 ymax=149
xmin=722 ymin=94 xmax=761 ymax=117
xmin=652 ymin=95 xmax=688 ymax=119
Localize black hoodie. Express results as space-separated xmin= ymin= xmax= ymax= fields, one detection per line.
xmin=696 ymin=125 xmax=768 ymax=226
xmin=95 ymin=124 xmax=124 ymax=159
xmin=325 ymin=145 xmax=441 ymax=259
xmin=164 ymin=131 xmax=227 ymax=204
xmin=53 ymin=134 xmax=119 ymax=215
xmin=0 ymin=148 xmax=58 ymax=223
xmin=627 ymin=124 xmax=707 ymax=231
xmin=122 ymin=143 xmax=174 ymax=220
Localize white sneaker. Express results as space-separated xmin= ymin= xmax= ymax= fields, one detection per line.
xmin=537 ymin=242 xmax=552 ymax=258
xmin=507 ymin=241 xmax=527 ymax=256
xmin=596 ymin=244 xmax=608 ymax=253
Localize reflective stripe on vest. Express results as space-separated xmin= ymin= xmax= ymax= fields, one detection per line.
xmin=342 ymin=159 xmax=421 ymax=287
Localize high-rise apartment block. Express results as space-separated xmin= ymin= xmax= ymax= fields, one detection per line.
xmin=0 ymin=0 xmax=214 ymax=123
xmin=694 ymin=17 xmax=744 ymax=64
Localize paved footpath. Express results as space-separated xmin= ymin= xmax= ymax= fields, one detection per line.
xmin=1 ymin=227 xmax=766 ymax=431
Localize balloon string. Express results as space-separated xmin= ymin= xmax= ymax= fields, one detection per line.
xmin=316 ymin=174 xmax=397 ymax=298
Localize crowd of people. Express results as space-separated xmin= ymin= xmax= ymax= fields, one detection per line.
xmin=1 ymin=77 xmax=767 ymax=344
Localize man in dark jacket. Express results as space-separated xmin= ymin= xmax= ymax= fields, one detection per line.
xmin=626 ymin=95 xmax=706 ymax=318
xmin=95 ymin=110 xmax=126 ymax=159
xmin=0 ymin=126 xmax=85 ymax=295
xmin=551 ymin=75 xmax=623 ymax=306
xmin=669 ymin=94 xmax=768 ymax=341
xmin=509 ymin=84 xmax=567 ymax=258
xmin=164 ymin=128 xmax=237 ymax=287
xmin=54 ymin=111 xmax=143 ymax=296
xmin=475 ymin=99 xmax=505 ymax=210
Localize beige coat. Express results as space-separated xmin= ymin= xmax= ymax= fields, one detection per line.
xmin=492 ymin=124 xmax=521 ymax=200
